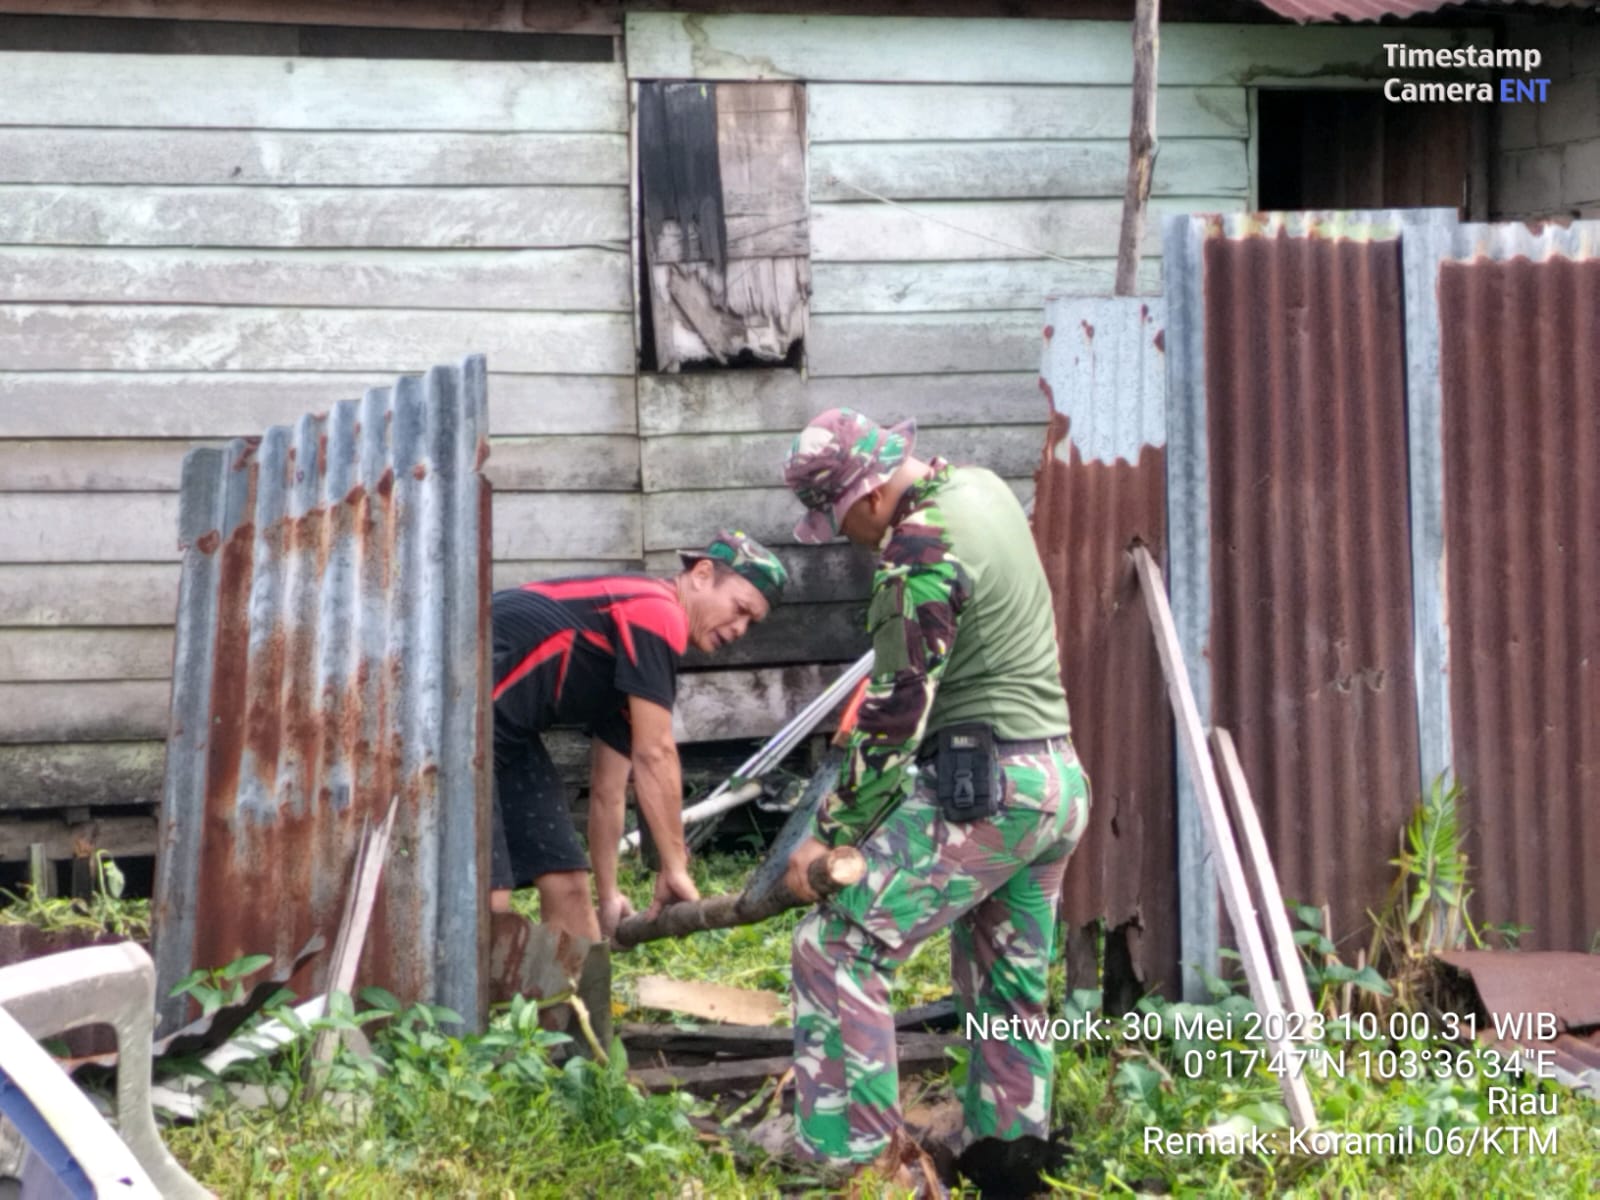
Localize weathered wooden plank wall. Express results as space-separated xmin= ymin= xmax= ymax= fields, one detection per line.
xmin=2 ymin=15 xmax=1478 ymax=816
xmin=0 ymin=47 xmax=637 ymax=811
xmin=626 ymin=13 xmax=1260 ymax=677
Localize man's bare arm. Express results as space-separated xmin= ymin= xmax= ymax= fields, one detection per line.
xmin=627 ymin=693 xmax=700 ymax=916
xmin=587 ymin=737 xmax=633 ymax=936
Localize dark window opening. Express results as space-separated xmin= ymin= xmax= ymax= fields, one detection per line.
xmin=638 ymin=80 xmax=810 ymax=374
xmin=1257 ymin=88 xmax=1470 ymax=213
xmin=0 ymin=15 xmax=614 ymax=61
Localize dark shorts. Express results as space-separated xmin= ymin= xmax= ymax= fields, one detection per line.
xmin=490 ymin=732 xmax=589 ymax=889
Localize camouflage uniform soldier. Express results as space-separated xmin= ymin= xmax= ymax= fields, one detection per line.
xmin=779 ymin=409 xmax=1091 ymax=1174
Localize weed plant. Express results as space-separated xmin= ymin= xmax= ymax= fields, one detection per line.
xmin=164 ymin=850 xmax=1599 ymax=1198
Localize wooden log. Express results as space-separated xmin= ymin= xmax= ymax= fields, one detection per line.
xmin=612 ymin=847 xmax=864 ymax=949
xmin=1116 ymin=0 xmax=1161 ymax=297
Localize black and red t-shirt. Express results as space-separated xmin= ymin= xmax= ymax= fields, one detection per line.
xmin=491 ymin=575 xmax=689 ymax=757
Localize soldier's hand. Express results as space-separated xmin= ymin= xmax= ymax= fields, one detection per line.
xmin=783 ymin=837 xmax=831 ymax=904
xmin=645 ymin=864 xmax=700 ymax=918
xmin=598 ymin=891 xmax=635 ymax=939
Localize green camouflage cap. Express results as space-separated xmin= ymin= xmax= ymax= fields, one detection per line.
xmin=678 ymin=528 xmax=788 ymax=605
xmin=783 ymin=407 xmax=917 ymax=544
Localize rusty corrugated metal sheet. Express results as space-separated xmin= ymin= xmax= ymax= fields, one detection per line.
xmin=152 ymin=356 xmax=492 ymax=1034
xmin=1034 ymin=297 xmax=1177 ymax=995
xmin=1419 ymin=223 xmax=1600 ymax=955
xmin=1166 ymin=212 xmax=1458 ymax=995
xmin=1437 ymin=951 xmax=1600 ymax=1099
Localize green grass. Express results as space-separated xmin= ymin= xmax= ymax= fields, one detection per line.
xmin=161 ymin=851 xmax=1600 ymax=1198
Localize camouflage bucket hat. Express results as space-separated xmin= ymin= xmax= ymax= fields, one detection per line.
xmin=782 ymin=407 xmax=917 ymax=544
xmin=678 ymin=528 xmax=789 ymax=606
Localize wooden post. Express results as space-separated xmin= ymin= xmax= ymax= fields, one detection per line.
xmin=1115 ymin=0 xmax=1160 ymax=296
xmin=27 ymin=844 xmax=54 ymax=899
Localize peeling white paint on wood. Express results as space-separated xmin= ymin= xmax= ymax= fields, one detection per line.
xmin=637 ymin=371 xmax=1043 ymax=436
xmin=0 ymin=128 xmax=629 ymax=187
xmin=807 ymin=312 xmax=1049 ymax=376
xmin=0 ymin=629 xmax=175 ymax=684
xmin=0 ymin=681 xmax=170 ymax=744
xmin=643 ymin=424 xmax=1046 ymax=492
xmin=0 ymin=307 xmax=634 ymax=373
xmin=0 ymin=53 xmax=627 ymax=131
xmin=0 ymin=247 xmax=632 ymax=311
xmin=0 ymin=186 xmax=630 ymax=249
xmin=809 ymin=83 xmax=1249 ymax=142
xmin=811 ymin=258 xmax=1163 ymax=312
xmin=493 ymin=493 xmax=641 ymax=562
xmin=0 ymin=492 xmax=642 ymax=563
xmin=812 ymin=140 xmax=1249 ymax=202
xmin=0 ymin=565 xmax=181 ymax=628
xmin=0 ymin=373 xmax=638 ymax=438
xmin=0 ymin=436 xmax=641 ymax=494
xmin=812 ymin=196 xmax=1239 ymax=262
xmin=625 ymin=14 xmax=1482 ymax=87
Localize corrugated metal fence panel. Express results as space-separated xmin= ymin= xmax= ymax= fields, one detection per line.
xmin=1168 ymin=212 xmax=1453 ymax=992
xmin=1417 ymin=222 xmax=1600 ymax=953
xmin=153 ymin=356 xmax=492 ymax=1034
xmin=1035 ymin=297 xmax=1176 ymax=994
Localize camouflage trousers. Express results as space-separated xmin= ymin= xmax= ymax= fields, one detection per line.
xmin=791 ymin=744 xmax=1091 ymax=1164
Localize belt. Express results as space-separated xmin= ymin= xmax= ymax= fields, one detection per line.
xmin=916 ymin=734 xmax=1071 ymax=761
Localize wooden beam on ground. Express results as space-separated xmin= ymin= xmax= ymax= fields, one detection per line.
xmin=1115 ymin=0 xmax=1160 ymax=296
xmin=633 ymin=977 xmax=785 ymax=1026
xmin=620 ymin=1001 xmax=957 ymax=1058
xmin=628 ymin=1033 xmax=957 ymax=1093
xmin=620 ymin=1023 xmax=792 ymax=1058
xmin=1210 ymin=729 xmax=1319 ymax=1026
xmin=1131 ymin=546 xmax=1317 ymax=1132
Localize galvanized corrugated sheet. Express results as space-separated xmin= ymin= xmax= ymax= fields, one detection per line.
xmin=1034 ymin=297 xmax=1177 ymax=994
xmin=1406 ymin=221 xmax=1600 ymax=955
xmin=153 ymin=357 xmax=492 ymax=1034
xmin=1166 ymin=212 xmax=1454 ymax=995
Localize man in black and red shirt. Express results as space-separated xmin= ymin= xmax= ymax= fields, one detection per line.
xmin=491 ymin=530 xmax=789 ymax=942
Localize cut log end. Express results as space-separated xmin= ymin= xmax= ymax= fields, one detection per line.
xmin=812 ymin=846 xmax=865 ymax=893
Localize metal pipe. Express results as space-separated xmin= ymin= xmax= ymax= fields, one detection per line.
xmin=621 ymin=651 xmax=874 ymax=852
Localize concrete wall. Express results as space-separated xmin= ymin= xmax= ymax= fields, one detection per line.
xmin=1494 ymin=15 xmax=1600 ymax=220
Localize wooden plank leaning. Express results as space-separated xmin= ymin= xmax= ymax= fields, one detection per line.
xmin=308 ymin=797 xmax=399 ymax=1076
xmin=1210 ymin=729 xmax=1320 ymax=1027
xmin=1131 ymin=546 xmax=1317 ymax=1132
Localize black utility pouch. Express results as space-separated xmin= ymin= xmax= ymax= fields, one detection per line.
xmin=934 ymin=723 xmax=1003 ymax=822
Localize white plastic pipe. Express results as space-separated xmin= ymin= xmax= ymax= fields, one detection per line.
xmin=621 ymin=652 xmax=873 ymax=853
